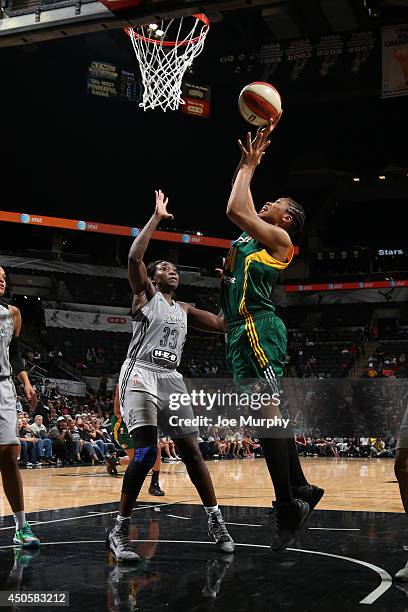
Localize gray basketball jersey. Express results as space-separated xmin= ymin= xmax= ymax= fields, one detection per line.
xmin=0 ymin=302 xmax=14 ymax=377
xmin=126 ymin=292 xmax=187 ymax=370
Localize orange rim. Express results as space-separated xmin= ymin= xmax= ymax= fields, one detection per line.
xmin=124 ymin=13 xmax=209 ymax=47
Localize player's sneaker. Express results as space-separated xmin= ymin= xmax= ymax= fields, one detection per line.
xmin=148 ymin=482 xmax=165 ymax=496
xmin=207 ymin=511 xmax=235 ymax=553
xmin=104 ymin=454 xmax=119 ymax=477
xmin=269 ymin=484 xmax=324 ymax=516
xmin=13 ymin=523 xmax=40 ymax=548
xmin=395 ymin=563 xmax=408 ymax=581
xmin=106 ymin=520 xmax=140 ymax=563
xmin=270 ymin=499 xmax=309 ymax=552
xmin=293 ymin=484 xmax=324 ymax=513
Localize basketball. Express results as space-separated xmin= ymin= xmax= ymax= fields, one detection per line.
xmin=238 ymin=81 xmax=282 ymax=126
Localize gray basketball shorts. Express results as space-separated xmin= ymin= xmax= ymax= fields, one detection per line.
xmin=0 ymin=377 xmax=19 ymax=446
xmin=119 ymin=360 xmax=198 ymax=438
xmin=397 ymin=406 xmax=408 ymax=450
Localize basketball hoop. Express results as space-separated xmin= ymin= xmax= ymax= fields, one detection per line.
xmin=124 ymin=14 xmax=210 ymax=112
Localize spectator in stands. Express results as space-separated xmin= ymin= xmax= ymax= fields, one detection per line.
xmin=231 ymin=429 xmax=244 ymax=457
xmin=16 ymin=396 xmax=23 ymax=414
xmin=30 ymin=415 xmax=53 ymax=464
xmin=35 ymin=399 xmax=50 ymax=429
xmin=198 ymin=433 xmax=217 ymax=460
xmin=242 ymin=432 xmax=259 ymax=457
xmin=86 ymin=422 xmax=106 ymax=457
xmin=214 ymin=434 xmax=229 ymax=458
xmin=18 ymin=418 xmax=37 ymax=467
xmin=49 ymin=347 xmax=63 ymax=360
xmin=48 ymin=417 xmax=76 ymax=465
xmin=342 ymin=437 xmax=360 ymax=457
xmin=367 ymin=366 xmax=378 ymax=378
xmin=370 ymin=437 xmax=387 ymax=457
xmin=187 ymin=359 xmax=197 ymax=377
xmin=64 ymin=418 xmax=81 ymax=464
xmin=86 ymin=347 xmax=96 ymax=366
xmin=359 ymin=437 xmax=370 ymax=457
xmin=323 ymin=437 xmax=339 ymax=458
xmin=74 ymin=417 xmax=102 ymax=464
xmin=295 ymin=432 xmax=307 ymax=456
xmin=159 ymin=436 xmax=180 ymax=461
xmin=382 ymin=362 xmax=394 ymax=377
xmin=92 ymin=418 xmax=115 ymax=455
xmin=48 ymin=406 xmax=59 ymax=428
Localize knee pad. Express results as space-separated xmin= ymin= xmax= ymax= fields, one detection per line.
xmin=122 ymin=446 xmax=157 ymax=496
xmin=134 ymin=446 xmax=157 ymax=469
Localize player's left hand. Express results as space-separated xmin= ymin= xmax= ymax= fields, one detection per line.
xmin=23 ymin=381 xmax=37 ymax=408
xmin=238 ymin=129 xmax=271 ymax=170
xmin=214 ymin=258 xmax=225 ymax=280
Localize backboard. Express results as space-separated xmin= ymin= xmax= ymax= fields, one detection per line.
xmin=0 ymin=0 xmax=270 ymax=47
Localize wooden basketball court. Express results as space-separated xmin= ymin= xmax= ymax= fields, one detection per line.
xmin=1 ymin=457 xmax=402 ymax=515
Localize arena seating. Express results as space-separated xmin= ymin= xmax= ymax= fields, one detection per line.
xmin=46 ymin=327 xmax=131 ymax=376
xmin=291 ymin=341 xmax=358 ymax=378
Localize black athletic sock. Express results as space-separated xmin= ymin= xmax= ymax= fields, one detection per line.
xmin=287 ymin=437 xmax=308 ymax=487
xmin=151 ymin=470 xmax=159 ymax=486
xmin=260 ymin=438 xmax=294 ymax=503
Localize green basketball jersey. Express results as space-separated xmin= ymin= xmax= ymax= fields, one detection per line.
xmin=220 ymin=232 xmax=294 ymax=324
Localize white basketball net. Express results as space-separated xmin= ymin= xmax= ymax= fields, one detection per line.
xmin=126 ymin=15 xmax=210 ymax=112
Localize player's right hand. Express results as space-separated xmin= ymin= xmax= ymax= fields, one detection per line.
xmin=238 ymin=130 xmax=271 ymax=170
xmin=155 ymin=189 xmax=174 ymax=221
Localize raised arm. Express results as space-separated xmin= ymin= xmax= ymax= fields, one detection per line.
xmin=128 ymin=190 xmax=174 ymax=297
xmin=227 ymin=121 xmax=291 ymax=257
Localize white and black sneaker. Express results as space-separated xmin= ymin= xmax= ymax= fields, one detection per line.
xmin=106 ymin=519 xmax=140 ymax=563
xmin=207 ymin=511 xmax=235 ymax=553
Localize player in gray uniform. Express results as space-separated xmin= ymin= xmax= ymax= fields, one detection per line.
xmin=0 ymin=267 xmax=40 ymax=547
xmin=107 ymin=190 xmax=234 ymax=562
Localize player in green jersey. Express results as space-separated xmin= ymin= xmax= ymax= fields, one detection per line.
xmin=222 ymin=121 xmax=324 ymax=550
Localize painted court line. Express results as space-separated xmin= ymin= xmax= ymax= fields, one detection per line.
xmin=225 ymin=522 xmax=263 ymax=527
xmin=166 ymin=514 xmax=191 ymax=520
xmin=0 ymin=539 xmax=391 ymax=604
xmin=166 ymin=515 xmax=263 ymax=527
xmin=0 ymin=502 xmax=174 ymax=531
xmin=308 ymin=528 xmax=360 ymax=531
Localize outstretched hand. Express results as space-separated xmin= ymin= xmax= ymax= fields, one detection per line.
xmin=155 ymin=189 xmax=174 ymax=221
xmin=238 ymin=128 xmax=271 ymax=170
xmin=237 ymin=114 xmax=282 ymax=169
